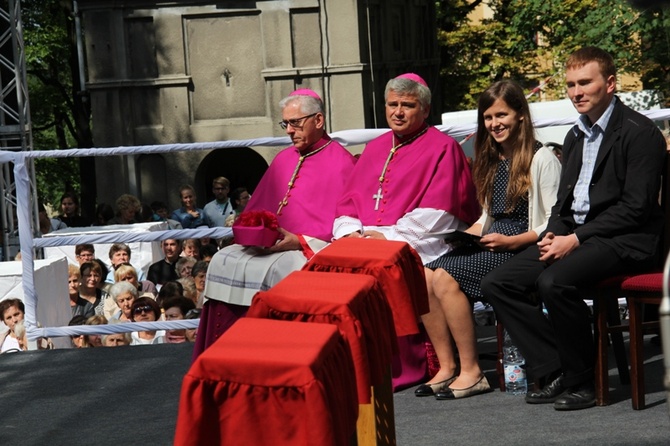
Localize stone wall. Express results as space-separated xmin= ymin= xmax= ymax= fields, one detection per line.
xmin=79 ymin=0 xmax=438 ymax=212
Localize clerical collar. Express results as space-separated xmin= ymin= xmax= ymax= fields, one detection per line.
xmin=297 ymin=134 xmax=331 ymax=155
xmin=393 ymin=123 xmax=429 ymax=143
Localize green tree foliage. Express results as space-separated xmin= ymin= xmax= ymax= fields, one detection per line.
xmin=20 ymin=0 xmax=93 ymax=209
xmin=437 ymin=0 xmax=670 ymax=110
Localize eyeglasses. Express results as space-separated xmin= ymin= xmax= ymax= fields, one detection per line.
xmin=133 ymin=305 xmax=153 ymax=315
xmin=185 ymin=309 xmax=202 ymax=319
xmin=279 ymin=113 xmax=317 ymax=130
xmin=76 ymin=253 xmax=94 ymax=259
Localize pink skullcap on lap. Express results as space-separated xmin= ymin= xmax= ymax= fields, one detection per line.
xmin=395 ymin=73 xmax=428 ymax=87
xmin=290 ymin=88 xmax=322 ymax=101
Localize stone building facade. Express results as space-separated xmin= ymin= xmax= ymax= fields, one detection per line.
xmin=79 ymin=0 xmax=440 ymax=211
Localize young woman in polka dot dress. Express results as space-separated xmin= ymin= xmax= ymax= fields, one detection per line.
xmin=416 ymin=80 xmax=562 ymax=399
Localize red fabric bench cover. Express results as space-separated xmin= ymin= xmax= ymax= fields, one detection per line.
xmin=247 ymin=270 xmax=397 ymax=403
xmin=175 ymin=318 xmax=358 ymax=446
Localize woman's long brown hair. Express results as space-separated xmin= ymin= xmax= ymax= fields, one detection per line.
xmin=472 ymin=80 xmax=536 ymax=214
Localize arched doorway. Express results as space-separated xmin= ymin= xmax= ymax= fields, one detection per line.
xmin=195 ymin=147 xmax=268 ymax=204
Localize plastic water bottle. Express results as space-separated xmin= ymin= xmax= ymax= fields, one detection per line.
xmin=503 ymin=331 xmax=527 ymax=395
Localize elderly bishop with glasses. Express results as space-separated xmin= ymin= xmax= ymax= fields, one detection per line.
xmin=193 ymin=88 xmax=357 ymax=357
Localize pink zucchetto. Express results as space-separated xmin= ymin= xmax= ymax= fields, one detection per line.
xmin=289 ymin=88 xmax=322 ymax=102
xmin=395 ymin=73 xmax=428 ymax=88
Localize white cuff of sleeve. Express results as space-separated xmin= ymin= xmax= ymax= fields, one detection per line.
xmin=333 ymin=216 xmax=363 ymax=239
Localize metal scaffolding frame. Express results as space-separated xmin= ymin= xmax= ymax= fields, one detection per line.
xmin=0 ymin=0 xmax=38 ymax=261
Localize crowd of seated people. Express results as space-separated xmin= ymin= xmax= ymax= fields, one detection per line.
xmin=3 ymin=186 xmax=220 ymax=351
xmin=33 ymin=179 xmax=250 ymax=236
xmin=0 ymin=189 xmax=218 ymax=351
xmin=15 ymin=187 xmax=231 ymax=352
xmin=54 ymin=235 xmax=212 ymax=349
xmin=61 ymin=234 xmax=212 ymax=348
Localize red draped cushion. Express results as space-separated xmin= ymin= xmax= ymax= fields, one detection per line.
xmin=247 ymin=270 xmax=397 ymax=404
xmin=621 ymin=273 xmax=663 ymax=293
xmin=176 ymin=319 xmax=358 ymax=446
xmin=303 ymin=238 xmax=428 ymax=336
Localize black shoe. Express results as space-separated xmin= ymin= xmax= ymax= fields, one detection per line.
xmin=525 ymin=375 xmax=565 ymax=404
xmin=553 ymin=383 xmax=596 ymax=411
xmin=414 ymin=375 xmax=457 ymax=397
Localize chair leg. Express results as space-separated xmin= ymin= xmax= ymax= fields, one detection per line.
xmin=593 ymin=296 xmax=610 ymax=406
xmin=496 ymin=322 xmax=505 ymax=392
xmin=607 ymin=301 xmax=630 ymax=385
xmin=627 ymin=297 xmax=646 ymax=410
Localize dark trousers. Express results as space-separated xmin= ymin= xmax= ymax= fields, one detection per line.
xmin=481 ymin=238 xmax=632 ymax=388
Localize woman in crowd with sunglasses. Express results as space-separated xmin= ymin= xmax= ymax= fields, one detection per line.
xmin=130 ymin=297 xmax=165 ymax=345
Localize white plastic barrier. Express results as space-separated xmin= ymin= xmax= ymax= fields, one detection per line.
xmin=43 ymin=222 xmax=168 ymax=276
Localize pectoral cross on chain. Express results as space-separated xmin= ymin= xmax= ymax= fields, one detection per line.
xmin=373 ymin=187 xmax=383 ymax=211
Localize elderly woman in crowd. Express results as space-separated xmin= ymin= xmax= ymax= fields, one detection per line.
xmin=101 ymin=332 xmax=131 ymax=347
xmin=176 ymin=256 xmax=197 ymax=279
xmin=108 ymin=281 xmax=139 ymax=322
xmin=130 ymin=297 xmax=165 ymax=345
xmin=181 ymin=239 xmax=201 ymax=260
xmin=108 ymin=194 xmax=141 ymax=225
xmin=184 ymin=308 xmax=200 ymax=342
xmin=102 ymin=264 xmax=155 ymax=319
xmin=114 ymin=264 xmax=156 ymax=297
xmin=191 ymin=260 xmax=208 ymax=308
xmin=162 ymin=297 xmax=196 ymax=343
xmin=12 ymin=321 xmax=28 ymax=351
xmin=84 ymin=315 xmax=108 ymax=348
xmin=178 ymin=277 xmax=198 ymax=304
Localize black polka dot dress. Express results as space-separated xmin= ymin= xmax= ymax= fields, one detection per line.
xmin=426 ymin=159 xmax=528 ymax=302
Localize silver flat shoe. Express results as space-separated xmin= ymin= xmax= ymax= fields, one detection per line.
xmin=414 ymin=375 xmax=458 ymax=397
xmin=434 ymin=375 xmax=492 ymax=400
